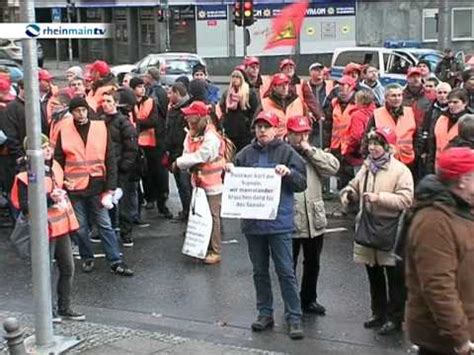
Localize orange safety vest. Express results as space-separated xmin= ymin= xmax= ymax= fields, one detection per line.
xmin=330 ymin=98 xmax=356 ymax=152
xmin=60 ymin=119 xmax=107 ymax=191
xmin=374 ymin=106 xmax=416 ymax=165
xmin=11 ymin=161 xmax=79 ymax=239
xmin=86 ymin=84 xmax=116 ymax=112
xmin=134 ymin=98 xmax=156 ymax=147
xmin=434 ymin=115 xmax=459 ymax=158
xmin=261 ymin=96 xmax=306 ymax=138
xmin=184 ymin=125 xmax=226 ymax=192
xmin=49 ymin=115 xmax=72 ymax=147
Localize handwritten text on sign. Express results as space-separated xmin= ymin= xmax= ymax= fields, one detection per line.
xmin=221 ymin=167 xmax=281 ymax=220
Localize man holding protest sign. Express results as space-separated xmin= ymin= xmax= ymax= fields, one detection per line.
xmin=227 ymin=111 xmax=307 ymax=340
xmin=286 ymin=116 xmax=340 ymax=316
xmin=173 ymin=101 xmax=225 ymax=265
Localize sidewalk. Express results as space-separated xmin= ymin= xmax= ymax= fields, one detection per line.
xmin=0 ymin=310 xmax=283 ymax=354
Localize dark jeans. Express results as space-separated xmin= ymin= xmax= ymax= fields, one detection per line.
xmin=71 ymin=194 xmax=122 ymax=265
xmin=121 ymin=180 xmax=140 ymax=223
xmin=0 ymin=155 xmax=19 ymax=223
xmin=292 ymin=236 xmax=324 ymax=307
xmin=246 ymin=233 xmax=302 ymax=323
xmin=143 ymin=147 xmax=169 ymax=205
xmin=366 ymin=262 xmax=406 ymax=323
xmin=50 ymin=235 xmax=74 ymax=311
xmin=173 ymin=170 xmax=192 ymax=214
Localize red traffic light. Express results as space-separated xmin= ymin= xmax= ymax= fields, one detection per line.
xmin=243 ymin=2 xmax=252 ymax=10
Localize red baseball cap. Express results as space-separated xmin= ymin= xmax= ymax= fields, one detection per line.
xmin=38 ymin=69 xmax=53 ymax=81
xmin=234 ymin=64 xmax=246 ymax=73
xmin=407 ymin=67 xmax=423 ymax=78
xmin=181 ymin=101 xmax=210 ymax=117
xmin=271 ymin=73 xmax=290 ymax=86
xmin=244 ymin=56 xmax=260 ymax=67
xmin=252 ymin=111 xmax=279 ymax=128
xmin=287 ymin=115 xmax=312 ymax=133
xmin=337 ymin=75 xmax=357 ymax=89
xmin=375 ymin=126 xmax=397 ymax=146
xmin=437 ymin=147 xmax=474 ymax=181
xmin=90 ymin=60 xmax=110 ymax=77
xmin=343 ymin=62 xmax=362 ymax=75
xmin=280 ymin=58 xmax=296 ymax=70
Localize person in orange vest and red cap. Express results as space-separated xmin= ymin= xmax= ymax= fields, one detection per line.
xmin=173 ymin=101 xmax=226 ymax=265
xmin=324 ymin=75 xmax=358 ymax=189
xmin=344 ymin=62 xmax=363 ymax=81
xmin=286 ymin=115 xmax=339 ymax=316
xmin=406 ymin=147 xmax=474 ymax=355
xmin=54 ymin=96 xmax=134 ymax=276
xmin=260 ymin=73 xmax=306 ymax=139
xmin=130 ymin=76 xmax=172 ymax=218
xmin=243 ymin=56 xmax=270 ymax=101
xmin=38 ymin=69 xmax=58 ymax=126
xmin=11 ymin=134 xmax=85 ymax=322
xmin=279 ymin=58 xmax=307 ymax=103
xmin=86 ymin=60 xmax=118 ymax=112
xmin=366 ymin=83 xmax=417 ymax=172
xmin=403 ymin=67 xmax=435 ymax=129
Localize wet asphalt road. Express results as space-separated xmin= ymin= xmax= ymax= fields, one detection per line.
xmin=0 ymin=179 xmax=411 ymax=355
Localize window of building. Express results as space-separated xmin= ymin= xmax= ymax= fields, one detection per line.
xmin=141 ymin=24 xmax=156 ymax=45
xmin=452 ymin=8 xmax=473 ymax=40
xmin=422 ymin=9 xmax=438 ymax=42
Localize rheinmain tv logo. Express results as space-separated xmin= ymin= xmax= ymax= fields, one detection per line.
xmin=0 ymin=23 xmax=113 ymax=39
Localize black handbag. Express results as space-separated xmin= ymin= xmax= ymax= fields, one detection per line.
xmin=354 ymin=171 xmax=401 ymax=252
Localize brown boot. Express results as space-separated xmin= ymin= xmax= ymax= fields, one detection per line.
xmin=203 ymin=252 xmax=221 ymax=265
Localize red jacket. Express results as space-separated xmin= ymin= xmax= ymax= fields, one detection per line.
xmin=343 ymin=103 xmax=376 ymax=166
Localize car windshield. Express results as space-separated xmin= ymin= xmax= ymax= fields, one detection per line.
xmin=165 ymin=58 xmax=200 ymax=75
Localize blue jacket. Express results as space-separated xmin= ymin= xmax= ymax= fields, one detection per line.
xmin=206 ymin=82 xmax=220 ymax=105
xmin=235 ymin=139 xmax=307 ymax=235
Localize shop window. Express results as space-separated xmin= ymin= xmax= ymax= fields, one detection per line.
xmin=452 ymin=8 xmax=473 ymax=40
xmin=141 ymin=24 xmax=156 ymax=45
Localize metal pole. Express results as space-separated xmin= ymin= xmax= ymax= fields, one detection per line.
xmin=55 ymin=39 xmax=60 ymax=69
xmin=437 ymin=0 xmax=450 ymax=50
xmin=67 ymin=3 xmax=73 ymax=63
xmin=242 ymin=25 xmax=247 ymax=57
xmin=20 ymin=0 xmax=54 ymax=348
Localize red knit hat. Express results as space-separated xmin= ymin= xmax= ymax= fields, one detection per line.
xmin=437 ymin=147 xmax=474 ymax=181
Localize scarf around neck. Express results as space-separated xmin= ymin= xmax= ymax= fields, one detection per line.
xmin=368 ymin=153 xmax=390 ymax=174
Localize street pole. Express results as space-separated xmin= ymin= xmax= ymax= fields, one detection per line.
xmin=19 ymin=0 xmax=54 ymax=348
xmin=55 ymin=39 xmax=60 ymax=68
xmin=242 ymin=24 xmax=247 ymax=57
xmin=437 ymin=0 xmax=450 ymax=50
xmin=67 ymin=0 xmax=74 ymax=63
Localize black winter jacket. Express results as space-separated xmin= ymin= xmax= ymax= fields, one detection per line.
xmin=98 ymin=110 xmax=138 ymax=184
xmin=166 ymin=97 xmax=191 ymax=162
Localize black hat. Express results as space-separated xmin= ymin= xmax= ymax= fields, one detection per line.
xmin=69 ymin=96 xmax=89 ymax=112
xmin=129 ymin=77 xmax=145 ymax=89
xmin=192 ymin=63 xmax=207 ymax=76
xmin=117 ymin=88 xmax=137 ymax=108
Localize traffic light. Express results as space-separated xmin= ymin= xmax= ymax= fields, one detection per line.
xmin=157 ymin=7 xmax=165 ymax=22
xmin=242 ymin=0 xmax=255 ymax=27
xmin=233 ymin=1 xmax=242 ymax=27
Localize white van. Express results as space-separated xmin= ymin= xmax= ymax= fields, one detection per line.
xmin=330 ymin=47 xmax=444 ymax=86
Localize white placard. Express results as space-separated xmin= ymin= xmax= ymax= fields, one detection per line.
xmin=182 ymin=188 xmax=213 ymax=259
xmin=221 ymin=167 xmax=281 ymax=220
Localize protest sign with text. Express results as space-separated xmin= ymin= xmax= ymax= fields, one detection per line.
xmin=221 ymin=167 xmax=281 ymax=220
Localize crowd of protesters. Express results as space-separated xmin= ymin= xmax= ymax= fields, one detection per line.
xmin=0 ymin=49 xmax=473 ymax=349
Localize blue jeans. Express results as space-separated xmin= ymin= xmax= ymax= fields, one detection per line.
xmin=245 ymin=233 xmax=302 ymax=323
xmin=173 ymin=170 xmax=192 ymax=214
xmin=71 ymin=195 xmax=122 ymax=265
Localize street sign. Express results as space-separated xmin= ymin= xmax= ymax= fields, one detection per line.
xmin=52 ymin=8 xmax=61 ymax=23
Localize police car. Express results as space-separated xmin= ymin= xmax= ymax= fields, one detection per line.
xmin=330 ymin=46 xmax=443 ymax=86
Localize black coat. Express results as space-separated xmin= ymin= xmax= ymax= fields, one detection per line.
xmin=219 ymin=89 xmax=259 ymax=151
xmin=147 ymin=83 xmax=169 ymax=119
xmin=98 ymin=111 xmax=138 ymax=184
xmin=165 ymin=98 xmax=191 ymax=162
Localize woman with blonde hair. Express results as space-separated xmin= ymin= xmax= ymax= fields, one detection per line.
xmin=219 ymin=69 xmax=259 ymax=152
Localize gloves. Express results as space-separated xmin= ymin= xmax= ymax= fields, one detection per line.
xmin=101 ymin=193 xmax=114 ymax=210
xmin=0 ymin=130 xmax=7 ymax=145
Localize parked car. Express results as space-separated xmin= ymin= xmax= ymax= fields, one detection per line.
xmin=0 ymin=58 xmax=23 ymax=83
xmin=111 ymin=52 xmax=206 ymax=86
xmin=0 ymin=39 xmax=44 ymax=67
xmin=330 ymin=47 xmax=445 ymax=86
